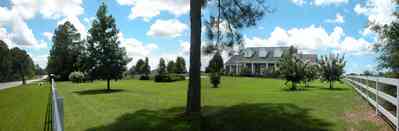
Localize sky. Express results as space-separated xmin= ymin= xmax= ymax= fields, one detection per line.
xmin=0 ymin=0 xmax=397 ymax=74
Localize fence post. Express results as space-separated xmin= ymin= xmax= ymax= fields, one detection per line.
xmin=396 ymin=83 xmax=399 ymax=131
xmin=57 ymin=96 xmax=64 ymax=130
xmin=375 ymin=77 xmax=379 ymax=116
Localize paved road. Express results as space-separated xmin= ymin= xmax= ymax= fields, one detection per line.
xmin=0 ymin=76 xmax=47 ymax=90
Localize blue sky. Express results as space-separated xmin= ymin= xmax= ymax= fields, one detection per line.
xmin=0 ymin=0 xmax=397 ymax=73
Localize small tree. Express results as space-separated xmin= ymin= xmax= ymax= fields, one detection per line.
xmin=277 ymin=46 xmax=305 ymax=90
xmin=175 ymin=57 xmax=186 ymax=74
xmin=303 ymin=62 xmax=319 ymax=87
xmin=86 ymin=3 xmax=131 ymax=91
xmin=318 ymin=54 xmax=346 ymax=89
xmin=208 ymin=52 xmax=224 ymax=88
xmin=167 ymin=60 xmax=176 ymax=74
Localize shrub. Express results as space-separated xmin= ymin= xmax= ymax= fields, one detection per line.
xmin=139 ymin=75 xmax=150 ymax=80
xmin=210 ymin=73 xmax=221 ymax=88
xmin=154 ymin=74 xmax=185 ymax=82
xmin=68 ymin=71 xmax=85 ymax=83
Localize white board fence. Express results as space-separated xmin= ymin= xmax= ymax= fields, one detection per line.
xmin=345 ymin=75 xmax=399 ymax=130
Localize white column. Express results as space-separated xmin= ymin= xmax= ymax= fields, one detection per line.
xmin=236 ymin=64 xmax=239 ymax=75
xmin=251 ymin=63 xmax=255 ymax=75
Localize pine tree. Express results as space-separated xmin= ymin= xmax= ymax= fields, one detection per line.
xmin=158 ymin=58 xmax=167 ymax=75
xmin=175 ymin=57 xmax=186 ymax=74
xmin=86 ymin=3 xmax=131 ymax=91
xmin=167 ymin=60 xmax=176 ymax=73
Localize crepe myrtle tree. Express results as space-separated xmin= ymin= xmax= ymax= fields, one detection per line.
xmin=303 ymin=62 xmax=319 ymax=87
xmin=186 ymin=0 xmax=270 ymax=115
xmin=86 ymin=3 xmax=131 ymax=91
xmin=277 ymin=46 xmax=306 ymax=90
xmin=318 ymin=54 xmax=346 ymax=89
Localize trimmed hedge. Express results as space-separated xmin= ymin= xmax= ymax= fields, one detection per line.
xmin=154 ymin=74 xmax=185 ymax=82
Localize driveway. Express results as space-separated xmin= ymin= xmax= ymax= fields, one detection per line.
xmin=0 ymin=76 xmax=47 ymax=90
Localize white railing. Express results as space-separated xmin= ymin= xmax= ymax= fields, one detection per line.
xmin=345 ymin=75 xmax=399 ymax=131
xmin=51 ymin=77 xmax=64 ymax=131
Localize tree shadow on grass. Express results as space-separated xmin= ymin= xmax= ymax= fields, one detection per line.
xmin=73 ymin=89 xmax=126 ymax=95
xmin=317 ymin=87 xmax=350 ymax=91
xmin=85 ymin=103 xmax=332 ymax=131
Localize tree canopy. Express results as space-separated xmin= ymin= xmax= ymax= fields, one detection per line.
xmin=47 ymin=21 xmax=84 ymax=80
xmin=0 ymin=40 xmax=35 ymax=83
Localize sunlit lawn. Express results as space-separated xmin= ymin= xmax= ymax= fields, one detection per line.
xmin=0 ymin=77 xmax=391 ymax=131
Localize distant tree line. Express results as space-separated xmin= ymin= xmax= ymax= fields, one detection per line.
xmin=47 ymin=3 xmax=130 ymax=91
xmin=0 ymin=40 xmax=44 ymax=83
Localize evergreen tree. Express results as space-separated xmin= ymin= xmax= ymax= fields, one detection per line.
xmin=9 ymin=47 xmax=35 ymax=84
xmin=167 ymin=60 xmax=176 ymax=73
xmin=86 ymin=3 xmax=131 ymax=91
xmin=142 ymin=57 xmax=151 ymax=77
xmin=318 ymin=54 xmax=346 ymax=89
xmin=208 ymin=52 xmax=224 ymax=73
xmin=175 ymin=56 xmax=186 ymax=74
xmin=47 ymin=21 xmax=84 ymax=80
xmin=135 ymin=59 xmax=145 ymax=75
xmin=158 ymin=58 xmax=167 ymax=75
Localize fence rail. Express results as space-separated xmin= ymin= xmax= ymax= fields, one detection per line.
xmin=345 ymin=75 xmax=399 ymax=131
xmin=51 ymin=77 xmax=64 ymax=131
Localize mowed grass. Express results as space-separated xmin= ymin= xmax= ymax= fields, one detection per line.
xmin=0 ymin=77 xmax=391 ymax=131
xmin=0 ymin=82 xmax=50 ymax=131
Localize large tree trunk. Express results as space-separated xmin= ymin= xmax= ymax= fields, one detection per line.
xmin=107 ymin=79 xmax=110 ymax=91
xmin=186 ymin=0 xmax=202 ymax=115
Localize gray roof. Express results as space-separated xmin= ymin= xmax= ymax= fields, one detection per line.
xmin=225 ymin=47 xmax=317 ymax=65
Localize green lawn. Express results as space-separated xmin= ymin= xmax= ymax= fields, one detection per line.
xmin=0 ymin=77 xmax=391 ymax=131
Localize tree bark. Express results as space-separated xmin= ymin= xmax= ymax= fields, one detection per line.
xmin=329 ymin=81 xmax=333 ymax=89
xmin=186 ymin=0 xmax=202 ymax=115
xmin=107 ymin=79 xmax=110 ymax=91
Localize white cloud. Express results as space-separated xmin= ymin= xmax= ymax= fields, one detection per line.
xmin=312 ymin=0 xmax=348 ymax=6
xmin=244 ymin=25 xmax=372 ymax=55
xmin=353 ymin=0 xmax=397 ymax=26
xmin=180 ymin=41 xmax=190 ymax=55
xmin=118 ymin=33 xmax=159 ymax=67
xmin=0 ymin=0 xmax=85 ymax=48
xmin=116 ymin=0 xmax=190 ymax=21
xmin=147 ymin=19 xmax=188 ymax=38
xmin=325 ymin=13 xmax=345 ymax=24
xmin=43 ymin=32 xmax=53 ymax=41
xmin=292 ymin=0 xmax=306 ymax=6
xmin=336 ymin=37 xmax=373 ymax=55
xmin=292 ymin=0 xmax=348 ymax=6
xmin=31 ymin=54 xmax=48 ymax=68
xmin=40 ymin=0 xmax=83 ymax=19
